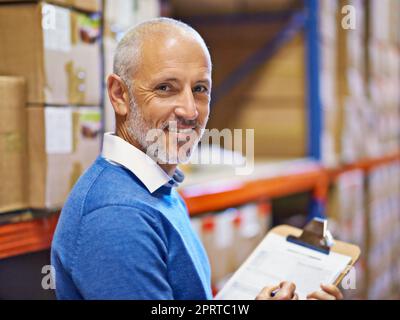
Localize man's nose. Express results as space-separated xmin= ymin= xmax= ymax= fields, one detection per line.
xmin=174 ymin=87 xmax=198 ymax=121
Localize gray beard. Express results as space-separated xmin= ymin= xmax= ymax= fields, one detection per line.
xmin=125 ymin=97 xmax=205 ymax=164
xmin=126 ymin=98 xmax=153 ymax=152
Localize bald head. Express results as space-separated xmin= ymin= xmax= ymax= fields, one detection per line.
xmin=113 ymin=17 xmax=212 ymax=86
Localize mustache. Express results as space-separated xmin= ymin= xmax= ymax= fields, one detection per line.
xmin=160 ymin=117 xmax=202 ymax=130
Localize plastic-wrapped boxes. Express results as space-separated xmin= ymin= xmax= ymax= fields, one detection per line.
xmin=366 ymin=162 xmax=400 ymax=299
xmin=327 ymin=169 xmax=367 ymax=299
xmin=367 ymin=0 xmax=400 ymax=157
xmin=190 ymin=200 xmax=272 ymax=293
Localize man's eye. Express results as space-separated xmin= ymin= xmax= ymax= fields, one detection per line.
xmin=193 ymin=85 xmax=208 ymax=93
xmin=156 ymin=84 xmax=170 ymax=92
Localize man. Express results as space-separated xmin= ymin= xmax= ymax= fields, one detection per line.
xmin=51 ymin=17 xmax=342 ymax=300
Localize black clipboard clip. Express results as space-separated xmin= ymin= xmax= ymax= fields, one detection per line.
xmin=286 ymin=218 xmax=334 ymax=254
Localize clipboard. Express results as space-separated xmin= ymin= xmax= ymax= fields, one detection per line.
xmin=271 ymin=218 xmax=361 ymax=286
xmin=215 ymin=218 xmax=361 ymax=299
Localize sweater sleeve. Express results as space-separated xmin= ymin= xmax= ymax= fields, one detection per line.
xmin=71 ymin=205 xmax=173 ymax=299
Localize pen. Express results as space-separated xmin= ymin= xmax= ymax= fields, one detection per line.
xmin=270 ymin=288 xmax=279 ymax=297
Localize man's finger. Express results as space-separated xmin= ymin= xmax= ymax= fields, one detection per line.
xmin=306 ymin=290 xmax=335 ymax=300
xmin=274 ymin=281 xmax=296 ymax=300
xmin=280 ymin=281 xmax=296 ymax=292
xmin=291 ymin=293 xmax=299 ymax=300
xmin=320 ymin=284 xmax=344 ymax=300
xmin=255 ymin=285 xmax=280 ymax=300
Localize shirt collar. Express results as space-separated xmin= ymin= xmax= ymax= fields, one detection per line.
xmin=101 ymin=132 xmax=184 ymax=193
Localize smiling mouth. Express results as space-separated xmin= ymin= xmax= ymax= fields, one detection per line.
xmin=167 ymin=128 xmax=195 ymax=133
xmin=163 ymin=126 xmax=198 ymax=144
xmin=164 ymin=125 xmax=197 ymax=133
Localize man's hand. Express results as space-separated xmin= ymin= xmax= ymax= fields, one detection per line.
xmin=256 ymin=281 xmax=298 ymax=300
xmin=307 ymin=284 xmax=344 ymax=300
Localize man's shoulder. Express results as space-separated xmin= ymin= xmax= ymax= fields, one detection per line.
xmin=68 ymin=156 xmax=150 ymax=211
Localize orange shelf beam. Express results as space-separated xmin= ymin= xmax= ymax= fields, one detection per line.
xmin=326 ymin=152 xmax=400 ymax=181
xmin=0 ymin=152 xmax=398 ymax=260
xmin=0 ymin=214 xmax=59 ymax=260
xmin=181 ymin=169 xmax=324 ymax=215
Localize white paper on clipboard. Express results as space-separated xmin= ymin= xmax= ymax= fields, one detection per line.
xmin=215 ymin=233 xmax=351 ymax=300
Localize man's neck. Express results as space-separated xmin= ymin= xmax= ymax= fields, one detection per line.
xmin=115 ymin=126 xmax=177 ymax=177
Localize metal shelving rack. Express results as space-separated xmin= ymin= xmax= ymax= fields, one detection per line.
xmin=0 ymin=0 xmax=399 ymax=262
xmin=178 ymin=0 xmax=326 ymax=219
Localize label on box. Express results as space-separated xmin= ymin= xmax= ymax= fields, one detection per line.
xmin=45 ymin=107 xmax=73 ymax=154
xmin=42 ymin=4 xmax=72 ymax=52
xmin=79 ymin=110 xmax=101 ymax=138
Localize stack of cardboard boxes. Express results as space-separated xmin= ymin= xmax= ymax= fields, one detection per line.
xmin=336 ymin=0 xmax=371 ymax=163
xmin=319 ymin=0 xmax=339 ymax=167
xmin=327 ymin=169 xmax=367 ymax=299
xmin=0 ymin=77 xmax=28 ymax=212
xmin=325 ymin=1 xmax=400 ymax=298
xmin=366 ymin=162 xmax=400 ymax=299
xmin=190 ymin=200 xmax=272 ymax=295
xmin=326 ymin=162 xmax=400 ymax=300
xmin=367 ymin=0 xmax=400 ymax=157
xmin=0 ymin=0 xmax=102 ymax=210
xmin=0 ymin=1 xmax=102 ymax=105
xmin=332 ymin=0 xmax=399 ymax=164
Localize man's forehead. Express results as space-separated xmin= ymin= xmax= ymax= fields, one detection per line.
xmin=138 ymin=32 xmax=211 ymax=71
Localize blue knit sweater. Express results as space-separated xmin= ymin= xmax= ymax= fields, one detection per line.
xmin=51 ymin=156 xmax=212 ymax=299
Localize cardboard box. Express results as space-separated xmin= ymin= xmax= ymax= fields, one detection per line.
xmin=0 ymin=0 xmax=101 ymax=12
xmin=27 ymin=105 xmax=101 ymax=209
xmin=0 ymin=0 xmax=67 ymax=6
xmin=70 ymin=0 xmax=101 ymax=12
xmin=0 ymin=2 xmax=101 ymax=105
xmin=234 ymin=100 xmax=306 ymax=158
xmin=208 ymin=97 xmax=306 ymax=158
xmin=0 ymin=76 xmax=28 ymax=213
xmin=202 ymin=31 xmax=306 ymax=158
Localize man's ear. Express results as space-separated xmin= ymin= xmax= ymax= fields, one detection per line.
xmin=107 ymin=74 xmax=130 ymax=117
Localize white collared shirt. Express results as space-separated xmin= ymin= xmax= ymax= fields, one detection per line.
xmin=101 ymin=132 xmax=184 ymax=193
